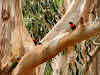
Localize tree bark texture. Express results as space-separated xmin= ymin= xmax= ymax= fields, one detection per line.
xmin=0 ymin=0 xmax=100 ymax=75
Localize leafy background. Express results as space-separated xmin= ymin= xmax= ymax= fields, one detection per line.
xmin=22 ymin=0 xmax=64 ymax=40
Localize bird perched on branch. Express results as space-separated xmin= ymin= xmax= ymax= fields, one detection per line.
xmin=69 ymin=21 xmax=76 ymax=30
xmin=33 ymin=37 xmax=41 ymax=45
xmin=8 ymin=57 xmax=21 ymax=73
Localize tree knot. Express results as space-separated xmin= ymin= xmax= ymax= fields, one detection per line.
xmin=2 ymin=9 xmax=10 ymax=21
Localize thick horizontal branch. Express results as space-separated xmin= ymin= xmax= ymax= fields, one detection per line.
xmin=12 ymin=19 xmax=100 ymax=75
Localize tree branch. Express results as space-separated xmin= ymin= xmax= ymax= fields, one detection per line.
xmin=12 ymin=18 xmax=100 ymax=75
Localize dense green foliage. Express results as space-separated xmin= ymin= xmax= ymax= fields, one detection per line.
xmin=22 ymin=0 xmax=64 ymax=40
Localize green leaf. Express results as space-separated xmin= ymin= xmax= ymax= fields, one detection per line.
xmin=85 ymin=40 xmax=89 ymax=47
xmin=50 ymin=7 xmax=54 ymax=14
xmin=72 ymin=70 xmax=74 ymax=75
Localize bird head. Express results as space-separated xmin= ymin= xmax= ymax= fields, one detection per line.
xmin=69 ymin=21 xmax=73 ymax=25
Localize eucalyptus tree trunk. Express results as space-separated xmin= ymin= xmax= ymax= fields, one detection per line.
xmin=0 ymin=0 xmax=35 ymax=74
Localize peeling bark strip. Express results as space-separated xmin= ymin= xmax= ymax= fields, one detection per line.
xmin=0 ymin=24 xmax=6 ymax=58
xmin=2 ymin=0 xmax=10 ymax=21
